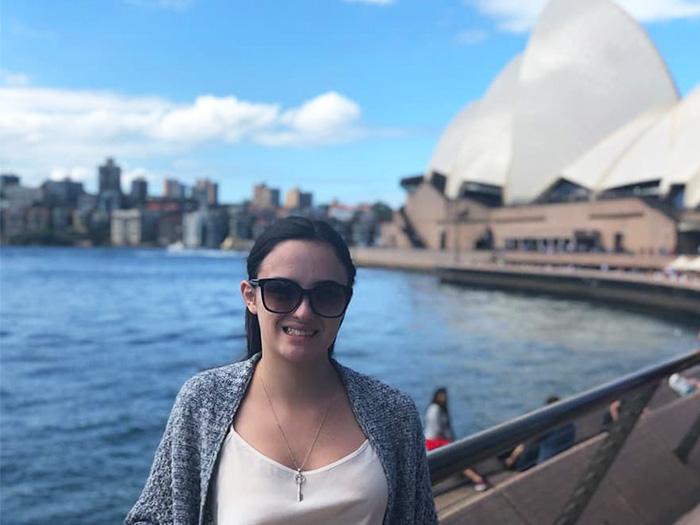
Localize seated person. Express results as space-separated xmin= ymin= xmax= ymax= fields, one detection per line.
xmin=502 ymin=396 xmax=575 ymax=470
xmin=504 ymin=396 xmax=576 ymax=471
xmin=668 ymin=373 xmax=699 ymax=397
xmin=601 ymin=399 xmax=621 ymax=431
xmin=536 ymin=420 xmax=576 ymax=463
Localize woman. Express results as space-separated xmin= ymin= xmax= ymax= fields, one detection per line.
xmin=126 ymin=217 xmax=437 ymax=524
xmin=425 ymin=387 xmax=489 ymax=492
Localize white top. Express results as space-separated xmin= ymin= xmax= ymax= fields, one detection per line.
xmin=213 ymin=426 xmax=388 ymax=525
xmin=669 ymin=373 xmax=697 ymax=397
xmin=424 ymin=403 xmax=453 ymax=441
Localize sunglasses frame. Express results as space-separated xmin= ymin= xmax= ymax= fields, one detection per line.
xmin=249 ymin=277 xmax=352 ymax=318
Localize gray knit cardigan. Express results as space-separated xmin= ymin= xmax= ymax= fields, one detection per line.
xmin=125 ymin=353 xmax=438 ymax=525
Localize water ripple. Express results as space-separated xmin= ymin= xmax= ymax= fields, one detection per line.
xmin=1 ymin=248 xmax=697 ymax=525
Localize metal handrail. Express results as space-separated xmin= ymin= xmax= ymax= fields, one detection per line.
xmin=428 ymin=348 xmax=700 ymax=485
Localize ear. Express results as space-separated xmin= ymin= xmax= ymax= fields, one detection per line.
xmin=240 ymin=280 xmax=258 ymax=315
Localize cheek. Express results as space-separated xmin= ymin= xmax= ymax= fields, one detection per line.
xmin=322 ymin=318 xmax=343 ymax=338
xmin=257 ymin=311 xmax=278 ymax=335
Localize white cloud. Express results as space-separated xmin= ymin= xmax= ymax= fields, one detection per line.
xmin=49 ymin=166 xmax=93 ymax=184
xmin=0 ymin=83 xmax=368 ymax=185
xmin=152 ymin=95 xmax=279 ymax=142
xmin=258 ymin=92 xmax=363 ymax=146
xmin=468 ymin=0 xmax=700 ymax=33
xmin=344 ymin=0 xmax=395 ymax=5
xmin=455 ymin=29 xmax=489 ymax=45
xmin=0 ymin=70 xmax=32 ymax=87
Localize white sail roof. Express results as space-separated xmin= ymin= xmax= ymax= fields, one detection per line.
xmin=659 ymin=86 xmax=700 ymax=196
xmin=685 ymin=169 xmax=700 ymax=209
xmin=597 ymin=85 xmax=700 ymax=194
xmin=427 ymin=55 xmax=521 ymax=197
xmin=427 ymin=103 xmax=479 ymax=179
xmin=446 ymin=55 xmax=520 ymax=195
xmin=504 ymin=0 xmax=678 ymax=203
xmin=560 ymin=106 xmax=670 ymax=190
xmin=426 ymin=0 xmax=699 ymax=206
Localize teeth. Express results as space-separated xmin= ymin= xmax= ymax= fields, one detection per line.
xmin=284 ymin=327 xmax=314 ymax=336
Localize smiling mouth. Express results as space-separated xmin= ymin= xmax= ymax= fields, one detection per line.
xmin=283 ymin=326 xmax=317 ymax=337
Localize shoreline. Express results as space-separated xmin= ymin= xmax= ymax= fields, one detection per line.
xmin=351 ymin=247 xmax=700 ymax=321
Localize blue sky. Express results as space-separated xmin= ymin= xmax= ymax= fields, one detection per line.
xmin=1 ymin=0 xmax=699 ymax=206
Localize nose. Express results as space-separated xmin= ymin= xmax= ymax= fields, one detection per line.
xmin=292 ymin=292 xmax=316 ymax=319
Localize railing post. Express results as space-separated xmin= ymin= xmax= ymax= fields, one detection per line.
xmin=553 ymin=382 xmax=659 ymax=525
xmin=675 ymin=411 xmax=700 ymax=464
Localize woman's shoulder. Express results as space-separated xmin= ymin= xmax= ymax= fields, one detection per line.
xmin=425 ymin=403 xmax=441 ymax=417
xmin=175 ymin=356 xmax=258 ymax=408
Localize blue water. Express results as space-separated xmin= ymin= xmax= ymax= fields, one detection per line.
xmin=1 ymin=247 xmax=697 ymax=524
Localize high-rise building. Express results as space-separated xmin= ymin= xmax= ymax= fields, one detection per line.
xmin=0 ymin=174 xmax=20 ymax=191
xmin=253 ymin=183 xmax=280 ymax=209
xmin=43 ymin=178 xmax=84 ymax=208
xmin=193 ymin=178 xmax=218 ymax=208
xmin=130 ymin=178 xmax=148 ymax=206
xmin=164 ymin=178 xmax=186 ymax=200
xmin=183 ymin=208 xmax=228 ymax=248
xmin=111 ymin=209 xmax=157 ymax=246
xmin=98 ymin=158 xmax=122 ymax=195
xmin=284 ymin=187 xmax=313 ymax=210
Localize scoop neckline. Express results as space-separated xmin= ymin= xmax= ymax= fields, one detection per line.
xmin=228 ymin=426 xmax=370 ymax=475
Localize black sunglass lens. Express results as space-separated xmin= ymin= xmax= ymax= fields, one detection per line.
xmin=262 ymin=280 xmax=301 ymax=313
xmin=311 ymin=283 xmax=348 ymax=317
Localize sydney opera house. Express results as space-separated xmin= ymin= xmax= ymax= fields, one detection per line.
xmin=381 ymin=0 xmax=700 ymax=256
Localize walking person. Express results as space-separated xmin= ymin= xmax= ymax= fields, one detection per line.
xmin=425 ymin=387 xmax=489 ymax=492
xmin=126 ymin=217 xmax=437 ymax=524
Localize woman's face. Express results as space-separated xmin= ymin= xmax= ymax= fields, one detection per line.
xmin=241 ymin=239 xmax=350 ymax=364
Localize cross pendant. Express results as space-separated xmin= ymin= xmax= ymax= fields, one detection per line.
xmin=294 ymin=470 xmax=305 ymax=502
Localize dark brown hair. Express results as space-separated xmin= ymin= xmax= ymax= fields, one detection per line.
xmin=244 ymin=216 xmax=356 ymax=358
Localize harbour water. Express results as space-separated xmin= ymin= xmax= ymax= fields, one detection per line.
xmin=1 ymin=246 xmax=697 ymax=524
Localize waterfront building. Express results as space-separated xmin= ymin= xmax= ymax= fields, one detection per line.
xmin=43 ymin=178 xmax=84 ymax=208
xmin=1 ymin=181 xmax=43 ymax=209
xmin=326 ymin=200 xmax=356 ymax=223
xmin=164 ymin=178 xmax=186 ymax=201
xmin=130 ymin=178 xmax=148 ymax=207
xmin=98 ymin=158 xmax=122 ymax=195
xmin=0 ymin=208 xmax=26 ymax=241
xmin=71 ymin=209 xmax=90 ymax=235
xmin=77 ymin=193 xmax=97 ymax=213
xmin=0 ymin=174 xmax=20 ymax=190
xmin=146 ymin=198 xmax=184 ymax=246
xmin=383 ymin=0 xmax=700 ymax=255
xmin=0 ymin=179 xmax=49 ymax=241
xmin=193 ymin=179 xmax=218 ymax=208
xmin=96 ymin=190 xmax=122 ymax=216
xmin=253 ymin=183 xmax=280 ymax=209
xmin=226 ymin=204 xmax=254 ymax=240
xmin=25 ymin=206 xmax=51 ymax=234
xmin=51 ymin=207 xmax=72 ymax=233
xmin=284 ymin=187 xmax=313 ymax=210
xmin=352 ymin=208 xmax=378 ymax=246
xmin=183 ymin=208 xmax=229 ymax=249
xmin=110 ymin=209 xmax=158 ymax=246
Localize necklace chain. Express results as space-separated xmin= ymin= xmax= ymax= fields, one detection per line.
xmin=259 ymin=374 xmax=338 ymax=474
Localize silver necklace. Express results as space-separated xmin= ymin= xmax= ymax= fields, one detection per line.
xmin=259 ymin=375 xmax=338 ymax=502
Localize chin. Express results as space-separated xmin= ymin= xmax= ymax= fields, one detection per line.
xmin=276 ymin=342 xmax=330 ymax=364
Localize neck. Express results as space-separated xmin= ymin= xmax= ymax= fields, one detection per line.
xmin=255 ymin=351 xmax=340 ymax=406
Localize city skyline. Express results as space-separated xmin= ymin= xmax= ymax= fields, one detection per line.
xmin=2 ymin=0 xmax=700 ymax=206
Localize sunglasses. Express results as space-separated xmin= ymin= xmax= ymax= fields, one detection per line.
xmin=249 ymin=278 xmax=352 ymax=318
